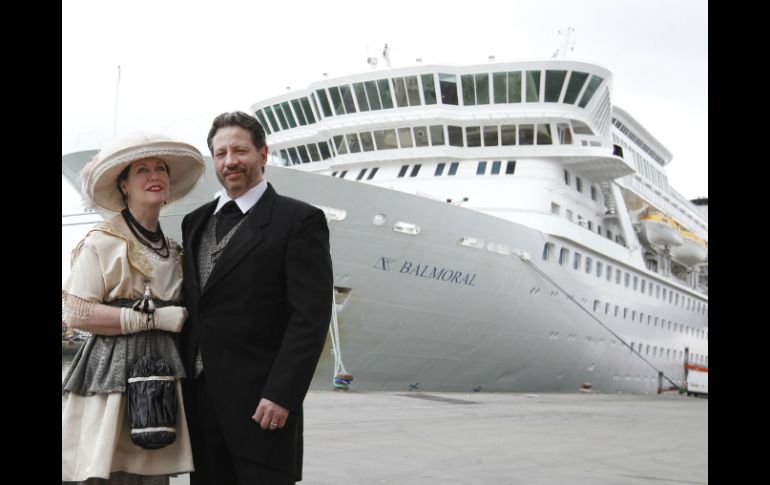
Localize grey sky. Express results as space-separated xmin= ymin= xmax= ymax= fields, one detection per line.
xmin=62 ymin=0 xmax=708 ymax=280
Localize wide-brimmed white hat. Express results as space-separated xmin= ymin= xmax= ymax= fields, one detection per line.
xmin=80 ymin=133 xmax=205 ymax=212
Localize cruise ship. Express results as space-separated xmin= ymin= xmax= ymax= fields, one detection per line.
xmin=62 ymin=59 xmax=708 ymax=394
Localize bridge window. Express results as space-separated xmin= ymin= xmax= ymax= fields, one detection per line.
xmin=398 ymin=128 xmax=414 ymax=148
xmin=448 ymin=126 xmax=464 ymax=147
xmin=435 ymin=162 xmax=446 ymax=176
xmin=439 ymin=73 xmax=459 ymax=105
xmin=545 ymin=70 xmax=567 ymax=102
xmin=410 ymin=164 xmax=422 ymax=177
xmin=484 ymin=126 xmax=499 ymax=146
xmin=374 ymin=129 xmax=398 ymax=150
xmin=466 ymin=126 xmax=481 ymax=147
xmin=413 ymin=126 xmax=429 ymax=147
xmin=525 ymin=70 xmax=541 ymax=102
xmin=506 ymin=161 xmax=516 ymax=175
xmin=563 ymin=71 xmax=589 ymax=105
xmin=364 ymin=81 xmax=382 ymax=110
xmin=397 ymin=165 xmax=408 ymax=178
xmin=378 ymin=79 xmax=394 ymax=109
xmin=367 ymin=167 xmax=379 ymax=180
xmin=421 ymin=74 xmax=437 ymax=105
xmin=578 ymin=75 xmax=604 ymax=108
xmin=519 ymin=125 xmax=534 ymax=145
xmin=536 ymin=124 xmax=552 ymax=145
xmin=353 ymin=83 xmax=370 ymax=112
xmin=430 ymin=125 xmax=445 ymax=145
xmin=360 ymin=132 xmax=375 ymax=152
xmin=476 ymin=161 xmax=487 ymax=175
xmin=316 ymin=90 xmax=334 ymax=117
xmin=501 ymin=125 xmax=516 ymax=146
xmin=491 ymin=161 xmax=501 ymax=175
xmin=493 ymin=71 xmax=522 ymax=103
xmin=448 ymin=162 xmax=459 ymax=176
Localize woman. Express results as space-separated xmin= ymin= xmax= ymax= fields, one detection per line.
xmin=62 ymin=134 xmax=205 ymax=484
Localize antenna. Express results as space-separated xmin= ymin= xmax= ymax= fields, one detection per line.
xmin=382 ymin=43 xmax=391 ymax=68
xmin=112 ymin=65 xmax=121 ymax=137
xmin=552 ymin=27 xmax=576 ymax=58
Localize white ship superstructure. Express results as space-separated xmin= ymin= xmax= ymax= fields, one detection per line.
xmin=63 ymin=59 xmax=708 ymax=394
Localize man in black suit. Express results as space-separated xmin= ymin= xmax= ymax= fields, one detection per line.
xmin=181 ymin=111 xmax=333 ymax=484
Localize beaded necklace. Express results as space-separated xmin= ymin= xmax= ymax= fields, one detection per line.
xmin=121 ymin=208 xmax=169 ymax=258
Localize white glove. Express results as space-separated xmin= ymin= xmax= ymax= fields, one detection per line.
xmin=120 ymin=306 xmax=188 ymax=334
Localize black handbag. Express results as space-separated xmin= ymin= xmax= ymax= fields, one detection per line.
xmin=126 ymin=291 xmax=178 ymax=450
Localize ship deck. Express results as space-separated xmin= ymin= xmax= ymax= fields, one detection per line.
xmin=171 ymin=390 xmax=707 ymax=484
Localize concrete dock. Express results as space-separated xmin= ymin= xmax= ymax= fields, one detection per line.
xmin=172 ymin=390 xmax=708 ymax=484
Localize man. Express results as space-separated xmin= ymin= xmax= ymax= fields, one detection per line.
xmin=181 ymin=111 xmax=333 ymax=484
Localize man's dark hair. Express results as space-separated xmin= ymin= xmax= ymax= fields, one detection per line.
xmin=207 ymin=111 xmax=266 ymax=155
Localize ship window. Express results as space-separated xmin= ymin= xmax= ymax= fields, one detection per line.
xmin=273 ymin=104 xmax=290 ymax=130
xmin=448 ymin=162 xmax=459 ymax=176
xmin=545 ymin=70 xmax=567 ymax=102
xmin=606 ymin=229 xmax=613 ymax=241
xmin=593 ymin=300 xmax=600 ymax=312
xmin=585 ymin=256 xmax=592 ymax=274
xmin=360 ymin=132 xmax=375 ymax=152
xmin=377 ymin=79 xmax=394 ymax=109
xmin=291 ymin=99 xmax=307 ymax=126
xmin=614 ymin=305 xmax=619 ymax=317
xmin=255 ymin=110 xmax=272 ymax=135
xmin=307 ymin=144 xmax=320 ymax=162
xmin=331 ymin=171 xmax=337 ymax=177
xmin=576 ymin=177 xmax=583 ymax=193
xmin=316 ymin=90 xmax=334 ymax=117
xmin=542 ymin=243 xmax=554 ymax=261
xmin=564 ymin=71 xmax=589 ymax=104
xmin=353 ymin=83 xmax=370 ymax=112
xmin=493 ymin=72 xmax=506 ymax=103
xmin=591 ymin=186 xmax=598 ymax=201
xmin=329 ymin=87 xmax=346 ymax=115
xmin=587 ymin=221 xmax=593 ymax=230
xmin=501 ymin=125 xmax=516 ymax=145
xmin=448 ymin=126 xmax=464 ymax=147
xmin=475 ymin=74 xmax=489 ymax=104
xmin=578 ymin=75 xmax=604 ymax=108
xmin=398 ymin=128 xmax=414 ymax=148
xmin=491 ymin=161 xmax=501 ymax=175
xmin=374 ymin=129 xmax=398 ymax=150
xmin=435 ymin=162 xmax=446 ymax=176
xmin=557 ymin=123 xmax=572 ymax=144
xmin=606 ymin=265 xmax=612 ymax=281
xmin=279 ymin=149 xmax=290 ymax=166
xmin=596 ymin=261 xmax=602 ymax=278
xmin=559 ymin=248 xmax=569 ymax=265
xmin=466 ymin=126 xmax=481 ymax=147
xmin=605 ymin=303 xmax=610 ymax=314
xmin=297 ymin=145 xmax=311 ymax=163
xmin=287 ymin=147 xmax=300 ymax=165
xmin=461 ymin=74 xmax=475 ymax=106
xmin=410 ymin=164 xmax=422 ymax=177
xmin=281 ymin=101 xmax=297 ymax=128
xmin=339 ymin=170 xmax=348 ymax=179
xmin=364 ymin=81 xmax=382 ymax=110
xmin=484 ymin=126 xmax=499 ymax=146
xmin=615 ymin=269 xmax=621 ymax=285
xmin=476 ymin=161 xmax=487 ymax=175
xmin=632 ymin=310 xmax=636 ymax=321
xmin=506 ymin=161 xmax=516 ymax=174
xmin=429 ymin=125 xmax=445 ymax=145
xmin=421 ymin=74 xmax=437 ymax=105
xmin=572 ymin=120 xmax=593 ymax=135
xmin=308 ymin=94 xmax=321 ymax=121
xmin=318 ymin=141 xmax=332 ymax=160
xmin=393 ymin=77 xmax=408 ymax=107
xmin=537 ymin=124 xmax=553 ymax=145
xmin=356 ymin=169 xmax=367 ymax=180
xmin=525 ymin=70 xmax=541 ymax=102
xmin=624 ymin=272 xmax=630 ymax=288
xmin=439 ymin=73 xmax=459 ymax=105
xmin=573 ymin=252 xmax=581 ymax=271
xmin=494 ymin=71 xmax=522 ymax=103
xmin=623 ymin=308 xmax=628 ymax=320
xmin=301 ymin=97 xmax=316 ymax=124
xmin=405 ymin=76 xmax=421 ymax=106
xmin=633 ymin=276 xmax=638 ymax=290
xmin=367 ymin=167 xmax=379 ymax=180
xmin=332 ymin=135 xmax=348 ymax=155
xmin=536 ymin=124 xmax=552 ymax=145
xmin=264 ymin=106 xmax=280 ymax=133
xmin=413 ymin=126 xmax=429 ymax=147
xmin=397 ymin=165 xmax=409 ymax=178
xmin=347 ymin=134 xmax=361 ymax=153
xmin=340 ymin=85 xmax=357 ymax=113
xmin=519 ymin=125 xmax=534 ymax=145
xmin=566 ymin=209 xmax=573 ymax=222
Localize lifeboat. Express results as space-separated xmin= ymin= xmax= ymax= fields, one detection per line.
xmin=638 ymin=211 xmax=683 ymax=248
xmin=671 ymin=230 xmax=707 ymax=266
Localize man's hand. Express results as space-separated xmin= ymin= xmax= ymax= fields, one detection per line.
xmin=252 ymin=398 xmax=290 ymax=431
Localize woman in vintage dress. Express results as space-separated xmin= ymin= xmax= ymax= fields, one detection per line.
xmin=62 ymin=134 xmax=204 ymax=484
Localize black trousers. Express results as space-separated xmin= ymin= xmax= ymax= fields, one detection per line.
xmin=184 ymin=372 xmax=296 ymax=485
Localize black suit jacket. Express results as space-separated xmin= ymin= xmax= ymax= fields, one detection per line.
xmin=180 ymin=183 xmax=332 ymax=479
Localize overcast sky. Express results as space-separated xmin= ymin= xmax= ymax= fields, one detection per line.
xmin=62 ymin=0 xmax=708 ymax=281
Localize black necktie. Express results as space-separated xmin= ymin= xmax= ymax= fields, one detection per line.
xmin=215 ymin=200 xmax=244 ymax=243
